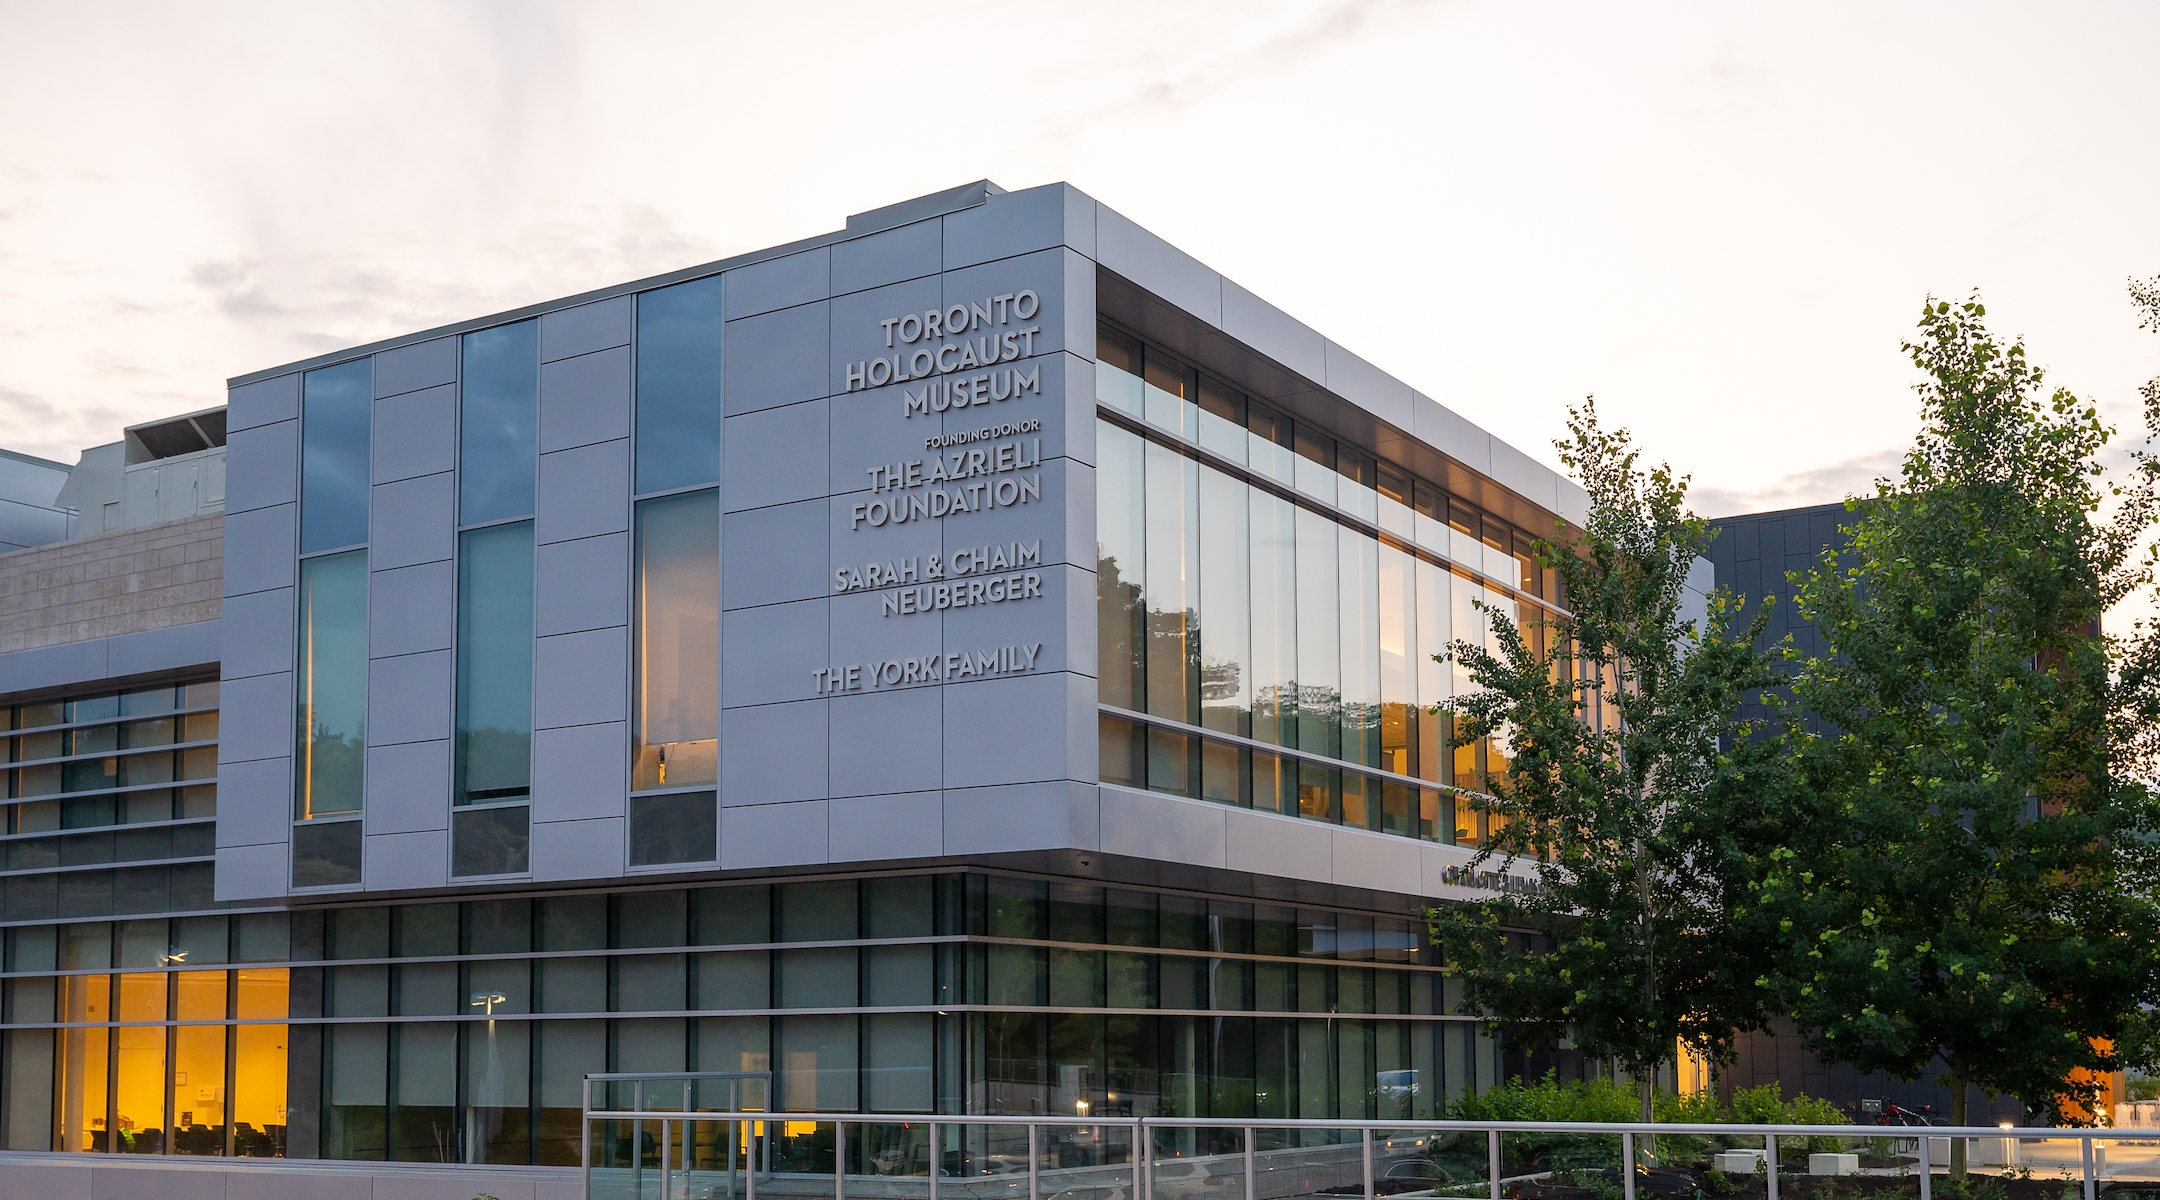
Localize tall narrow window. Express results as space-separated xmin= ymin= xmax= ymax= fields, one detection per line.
xmin=1295 ymin=508 xmax=1340 ymax=758
xmin=295 ymin=550 xmax=368 ymax=820
xmin=1197 ymin=466 xmax=1250 ymax=736
xmin=459 ymin=321 xmax=538 ymax=525
xmin=1249 ymin=489 xmax=1298 ymax=748
xmin=300 ymin=359 xmax=372 ymax=553
xmin=1096 ymin=421 xmax=1147 ymax=710
xmin=632 ymin=491 xmax=718 ymax=792
xmin=635 ymin=277 xmax=723 ymax=494
xmin=1143 ymin=441 xmax=1199 ymax=724
xmin=454 ymin=522 xmax=534 ymax=877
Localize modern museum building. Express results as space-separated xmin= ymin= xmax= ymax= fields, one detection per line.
xmin=0 ymin=181 xmax=1597 ymax=1192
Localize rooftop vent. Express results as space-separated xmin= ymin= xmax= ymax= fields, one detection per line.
xmin=124 ymin=406 xmax=226 ymax=466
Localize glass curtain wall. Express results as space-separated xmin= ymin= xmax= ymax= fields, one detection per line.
xmin=294 ymin=355 xmax=374 ymax=888
xmin=630 ymin=492 xmax=718 ymax=864
xmin=634 ymin=276 xmax=723 ymax=494
xmin=293 ymin=550 xmax=367 ymax=886
xmin=454 ymin=319 xmax=539 ymax=878
xmin=299 ymin=360 xmax=371 ymax=554
xmin=1096 ymin=330 xmax=1562 ymax=844
xmin=1 ymin=916 xmax=291 ymax=1156
xmin=0 ymin=877 xmax=1508 ymax=1165
xmin=453 ymin=524 xmax=533 ymax=876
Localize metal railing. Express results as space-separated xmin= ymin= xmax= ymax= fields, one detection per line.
xmin=581 ymin=1095 xmax=2160 ymax=1200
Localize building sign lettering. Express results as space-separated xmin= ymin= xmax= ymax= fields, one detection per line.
xmin=840 ymin=291 xmax=1045 ymax=419
xmin=849 ymin=437 xmax=1045 ymax=529
xmin=812 ymin=642 xmax=1045 ymax=694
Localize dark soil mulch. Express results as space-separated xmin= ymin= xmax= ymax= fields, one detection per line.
xmin=1506 ymin=1170 xmax=2103 ymax=1200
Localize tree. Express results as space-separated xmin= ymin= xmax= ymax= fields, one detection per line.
xmin=1426 ymin=399 xmax=1800 ymax=1141
xmin=1760 ymin=294 xmax=2160 ymax=1174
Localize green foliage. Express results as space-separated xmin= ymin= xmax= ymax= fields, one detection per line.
xmin=1760 ymin=294 xmax=2160 ymax=1127
xmin=1703 ymin=1169 xmax=1739 ymax=1195
xmin=1426 ymin=399 xmax=1797 ymax=1115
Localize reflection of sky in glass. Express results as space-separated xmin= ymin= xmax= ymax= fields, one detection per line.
xmin=300 ymin=359 xmax=372 ymax=553
xmin=634 ymin=276 xmax=722 ymax=494
xmin=459 ymin=321 xmax=538 ymax=524
xmin=456 ymin=522 xmax=534 ymax=802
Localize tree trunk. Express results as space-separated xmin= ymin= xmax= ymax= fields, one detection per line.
xmin=1639 ymin=1073 xmax=1658 ymax=1168
xmin=1949 ymin=1075 xmax=1968 ymax=1180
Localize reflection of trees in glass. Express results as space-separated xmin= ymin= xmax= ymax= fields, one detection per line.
xmin=456 ymin=727 xmax=529 ymax=802
xmin=300 ymin=724 xmax=363 ymax=816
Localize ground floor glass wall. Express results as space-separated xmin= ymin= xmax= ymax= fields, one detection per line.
xmin=0 ymin=871 xmax=1507 ymax=1166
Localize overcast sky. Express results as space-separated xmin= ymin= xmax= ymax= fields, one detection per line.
xmin=2 ymin=0 xmax=2156 ymax=524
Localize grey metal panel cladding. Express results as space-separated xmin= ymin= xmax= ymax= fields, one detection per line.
xmin=366 ymin=831 xmax=448 ymax=890
xmin=532 ymin=722 xmax=627 ymax=823
xmin=1411 ymin=394 xmax=1493 ymax=477
xmin=722 ymin=500 xmax=828 ymax=610
xmin=828 ymin=276 xmax=942 ymax=400
xmin=721 ymin=598 xmax=826 ymax=708
xmin=720 ymin=699 xmax=827 ymax=806
xmin=1488 ymin=439 xmax=1560 ymax=515
xmin=1094 ymin=204 xmax=1222 ymax=327
xmin=373 ymin=384 xmax=456 ymax=484
xmin=536 ymin=440 xmax=629 ymax=545
xmin=719 ymin=800 xmax=826 ymax=870
xmin=227 ymin=373 xmax=299 ymax=433
xmin=214 ymin=758 xmax=289 ymax=848
xmin=531 ymin=816 xmax=626 ymax=883
xmin=369 ymin=473 xmax=454 ymax=570
xmin=108 ymin=620 xmax=222 ymax=680
xmin=539 ymin=345 xmax=632 ymax=453
xmin=829 ymin=688 xmax=939 ymax=798
xmin=224 ymin=420 xmax=297 ymax=514
xmin=942 ymin=182 xmax=1096 ymax=271
xmin=940 ymin=247 xmax=1089 ymax=360
xmin=0 ymin=642 xmax=104 ymax=695
xmin=364 ymin=740 xmax=450 ymax=834
xmin=831 ymin=220 xmax=941 ymax=296
xmin=373 ymin=337 xmax=456 ymax=399
xmin=215 ymin=843 xmax=289 ymax=901
xmin=724 ymin=247 xmax=829 ymax=320
xmin=367 ymin=560 xmax=455 ymax=658
xmin=940 ymin=672 xmax=1083 ymax=789
xmin=223 ymin=590 xmax=295 ymax=678
xmin=1222 ymin=279 xmax=1325 ymax=383
xmin=534 ymin=532 xmax=628 ymax=636
xmin=722 ymin=400 xmax=829 ymax=513
xmin=368 ymin=650 xmax=452 ymax=747
xmin=223 ymin=504 xmax=297 ymax=596
xmin=218 ymin=671 xmax=292 ymax=764
xmin=828 ymin=791 xmax=941 ymax=862
xmin=534 ymin=627 xmax=628 ymax=730
xmin=1322 ymin=339 xmax=1413 ymax=432
xmin=540 ymin=295 xmax=633 ymax=363
xmin=723 ymin=302 xmax=830 ymax=415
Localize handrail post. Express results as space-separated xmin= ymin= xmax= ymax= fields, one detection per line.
xmin=1029 ymin=1120 xmax=1041 ymax=1200
xmin=1245 ymin=1125 xmax=1257 ymax=1200
xmin=1621 ymin=1132 xmax=1634 ymax=1200
xmin=1917 ymin=1131 xmax=1930 ymax=1200
xmin=929 ymin=1122 xmax=940 ymax=1200
xmin=661 ymin=1117 xmax=673 ymax=1200
xmin=746 ymin=1119 xmax=758 ymax=1200
xmin=2083 ymin=1136 xmax=2096 ymax=1200
xmin=1766 ymin=1131 xmax=1778 ymax=1200
xmin=1488 ymin=1128 xmax=1502 ymax=1200
xmin=1363 ymin=1125 xmax=1375 ymax=1200
xmin=837 ymin=1119 xmax=847 ymax=1200
xmin=581 ymin=1076 xmax=592 ymax=1200
xmin=1141 ymin=1118 xmax=1153 ymax=1200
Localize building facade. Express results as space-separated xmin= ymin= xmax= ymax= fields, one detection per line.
xmin=0 ymin=180 xmax=1594 ymax=1188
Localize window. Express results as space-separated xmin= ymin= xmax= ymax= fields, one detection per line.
xmin=452 ymin=523 xmax=533 ymax=877
xmin=634 ymin=277 xmax=723 ymax=494
xmin=300 ymin=359 xmax=371 ymax=553
xmin=632 ymin=491 xmax=718 ymax=792
xmin=459 ymin=321 xmax=538 ymax=525
xmin=294 ymin=551 xmax=368 ymax=822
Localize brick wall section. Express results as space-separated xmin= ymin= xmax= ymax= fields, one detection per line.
xmin=0 ymin=513 xmax=222 ymax=653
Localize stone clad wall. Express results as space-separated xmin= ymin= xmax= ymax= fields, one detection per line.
xmin=0 ymin=513 xmax=222 ymax=653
